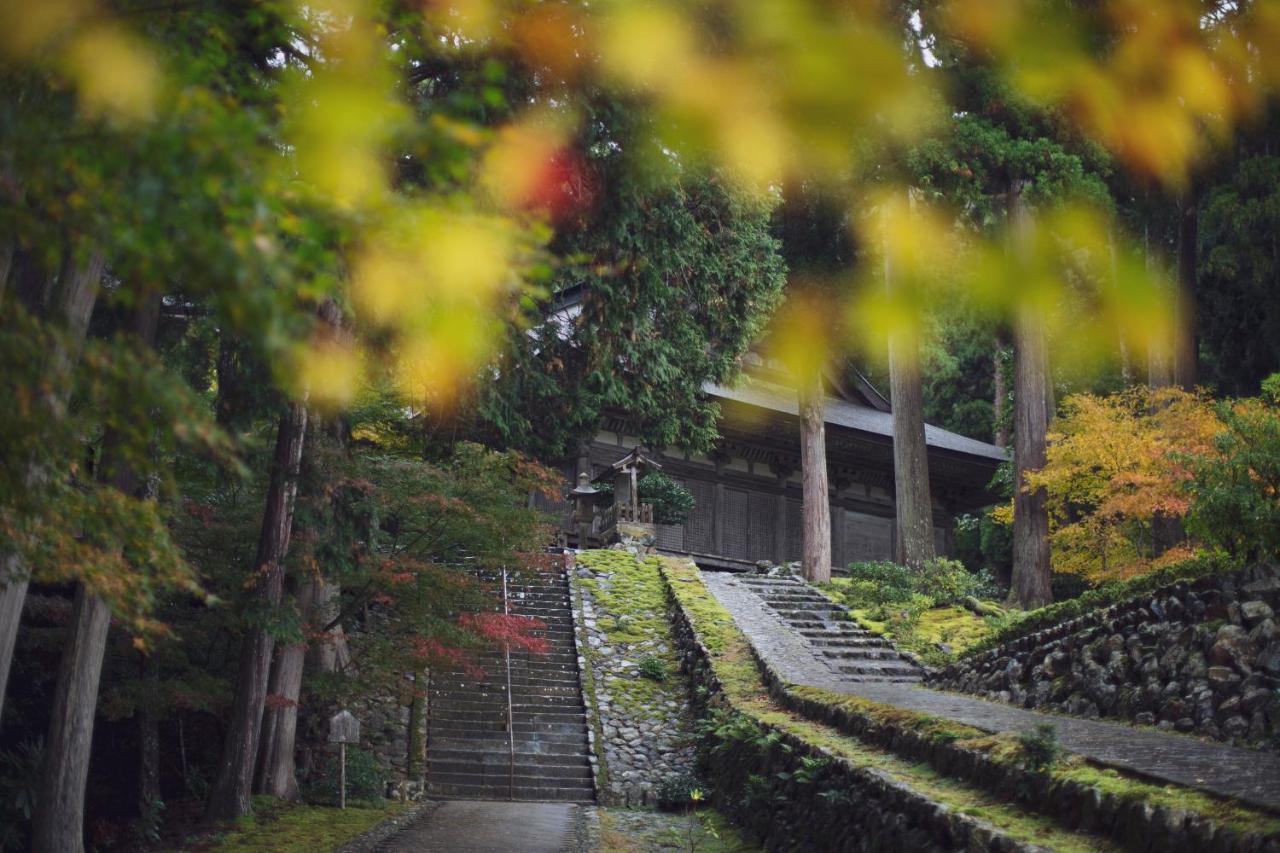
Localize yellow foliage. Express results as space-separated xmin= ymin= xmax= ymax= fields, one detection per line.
xmin=1025 ymin=387 xmax=1223 ymax=581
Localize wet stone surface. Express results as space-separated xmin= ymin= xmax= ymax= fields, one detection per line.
xmin=703 ymin=570 xmax=1280 ymax=813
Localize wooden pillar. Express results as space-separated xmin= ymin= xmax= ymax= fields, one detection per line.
xmin=771 ymin=461 xmax=792 ymax=565
xmin=712 ymin=452 xmax=727 ymax=557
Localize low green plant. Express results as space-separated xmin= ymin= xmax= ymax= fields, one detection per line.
xmin=842 ymin=558 xmax=988 ymax=611
xmin=1016 ymin=724 xmax=1061 ymax=773
xmin=638 ymin=654 xmax=669 ymax=681
xmin=656 ymin=770 xmax=703 ymax=811
xmin=597 ymin=471 xmax=696 ymax=525
xmin=307 ymin=747 xmax=388 ymax=805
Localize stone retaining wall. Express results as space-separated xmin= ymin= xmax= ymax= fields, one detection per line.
xmin=568 ymin=551 xmax=697 ymax=806
xmin=661 ymin=564 xmax=1064 ymax=853
xmin=931 ymin=563 xmax=1280 ymax=749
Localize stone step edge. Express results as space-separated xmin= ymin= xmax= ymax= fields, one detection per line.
xmin=666 ymin=567 xmax=1107 ymax=853
xmin=754 ymin=635 xmax=1279 ymax=850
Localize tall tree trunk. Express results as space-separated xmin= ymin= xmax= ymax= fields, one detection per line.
xmin=1011 ymin=303 xmax=1053 ymax=609
xmin=306 ymin=579 xmax=350 ymax=673
xmin=798 ymin=372 xmax=831 ymax=583
xmin=32 ymin=290 xmax=159 ymax=853
xmin=1174 ymin=189 xmax=1198 ymax=390
xmin=255 ymin=579 xmax=317 ymax=801
xmin=1008 ymin=182 xmax=1053 ymax=610
xmin=886 ymin=245 xmax=936 ymax=568
xmin=30 ymin=588 xmax=111 ymax=853
xmin=0 ymin=249 xmax=103 ymax=729
xmin=206 ymin=401 xmax=308 ymax=821
xmin=0 ymin=158 xmax=18 ymax=303
xmin=139 ymin=652 xmax=161 ymax=814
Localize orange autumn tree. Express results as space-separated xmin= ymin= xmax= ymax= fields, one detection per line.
xmin=1009 ymin=387 xmax=1223 ymax=582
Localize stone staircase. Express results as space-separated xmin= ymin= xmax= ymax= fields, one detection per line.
xmin=736 ymin=575 xmax=924 ymax=683
xmin=425 ymin=563 xmax=595 ymax=802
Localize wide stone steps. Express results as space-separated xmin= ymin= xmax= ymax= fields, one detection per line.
xmin=425 ymin=780 xmax=593 ymax=802
xmin=425 ymin=561 xmax=593 ymax=803
xmin=737 ymin=575 xmax=924 ymax=683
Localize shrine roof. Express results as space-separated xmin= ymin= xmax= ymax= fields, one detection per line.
xmin=705 ymin=378 xmax=1008 ymax=463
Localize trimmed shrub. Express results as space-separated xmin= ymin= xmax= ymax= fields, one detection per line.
xmin=307 ymin=747 xmax=388 ymax=805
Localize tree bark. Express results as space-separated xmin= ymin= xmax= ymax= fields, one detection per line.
xmin=798 ymin=372 xmax=831 ymax=583
xmin=139 ymin=652 xmax=161 ymax=812
xmin=1008 ymin=181 xmax=1053 ymax=610
xmin=1011 ymin=302 xmax=1053 ymax=609
xmin=0 ymin=157 xmax=18 ymax=303
xmin=0 ymin=249 xmax=104 ymax=729
xmin=30 ymin=588 xmax=111 ymax=853
xmin=255 ymin=579 xmax=318 ymax=800
xmin=886 ymin=245 xmax=936 ymax=569
xmin=206 ymin=401 xmax=308 ymax=821
xmin=32 ymin=289 xmax=159 ymax=853
xmin=1173 ymin=190 xmax=1198 ymax=391
xmin=306 ymin=579 xmax=350 ymax=673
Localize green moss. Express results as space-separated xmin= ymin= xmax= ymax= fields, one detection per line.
xmin=790 ymin=676 xmax=1280 ymax=836
xmin=576 ymin=551 xmax=687 ymax=717
xmin=656 ymin=558 xmax=1123 ymax=851
xmin=193 ymin=797 xmax=406 ymax=852
xmin=819 ymin=581 xmax=996 ymax=665
xmin=962 ymin=552 xmax=1239 ymax=657
xmin=596 ymin=806 xmax=760 ymax=852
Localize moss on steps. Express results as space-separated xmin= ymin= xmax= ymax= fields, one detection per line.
xmin=657 ymin=557 xmax=1119 ymax=852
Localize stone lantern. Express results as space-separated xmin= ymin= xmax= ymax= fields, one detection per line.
xmin=569 ymin=472 xmax=599 ymax=548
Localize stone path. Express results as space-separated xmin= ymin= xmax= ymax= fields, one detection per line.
xmin=703 ymin=571 xmax=1280 ymax=813
xmin=376 ymin=800 xmax=578 ymax=852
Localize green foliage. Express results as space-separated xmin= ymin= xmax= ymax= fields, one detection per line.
xmin=195 ymin=797 xmax=401 ymax=852
xmin=655 ymin=771 xmax=703 ymax=812
xmin=840 ymin=558 xmax=989 ymax=611
xmin=1262 ymin=374 xmax=1280 ymax=406
xmin=596 ymin=470 xmax=696 ymax=525
xmin=482 ymin=167 xmax=786 ymax=458
xmin=638 ymin=655 xmax=669 ymax=682
xmin=308 ymin=748 xmax=387 ymax=806
xmin=954 ymin=512 xmax=1013 ymax=589
xmin=1016 ymin=725 xmax=1061 ymax=773
xmin=1200 ymin=158 xmax=1280 ymax=396
xmin=1185 ymin=392 xmax=1280 ymax=562
xmin=639 ymin=471 xmax=696 ymax=526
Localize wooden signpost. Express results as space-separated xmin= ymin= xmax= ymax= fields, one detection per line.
xmin=328 ymin=710 xmax=360 ymax=809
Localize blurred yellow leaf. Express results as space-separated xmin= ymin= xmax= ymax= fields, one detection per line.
xmin=63 ymin=25 xmax=161 ymax=122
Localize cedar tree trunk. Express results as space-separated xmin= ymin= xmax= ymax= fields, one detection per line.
xmin=206 ymin=401 xmax=308 ymax=821
xmin=1174 ymin=190 xmax=1198 ymax=391
xmin=1008 ymin=181 xmax=1053 ymax=610
xmin=886 ymin=247 xmax=936 ymax=568
xmin=32 ymin=291 xmax=159 ymax=853
xmin=0 ymin=249 xmax=103 ymax=728
xmin=255 ymin=579 xmax=318 ymax=800
xmin=798 ymin=373 xmax=831 ymax=583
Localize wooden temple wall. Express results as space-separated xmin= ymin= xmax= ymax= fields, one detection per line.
xmin=532 ymin=433 xmax=954 ymax=572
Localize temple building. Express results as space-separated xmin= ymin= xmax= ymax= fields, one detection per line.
xmin=542 ymin=365 xmax=1007 ymax=571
